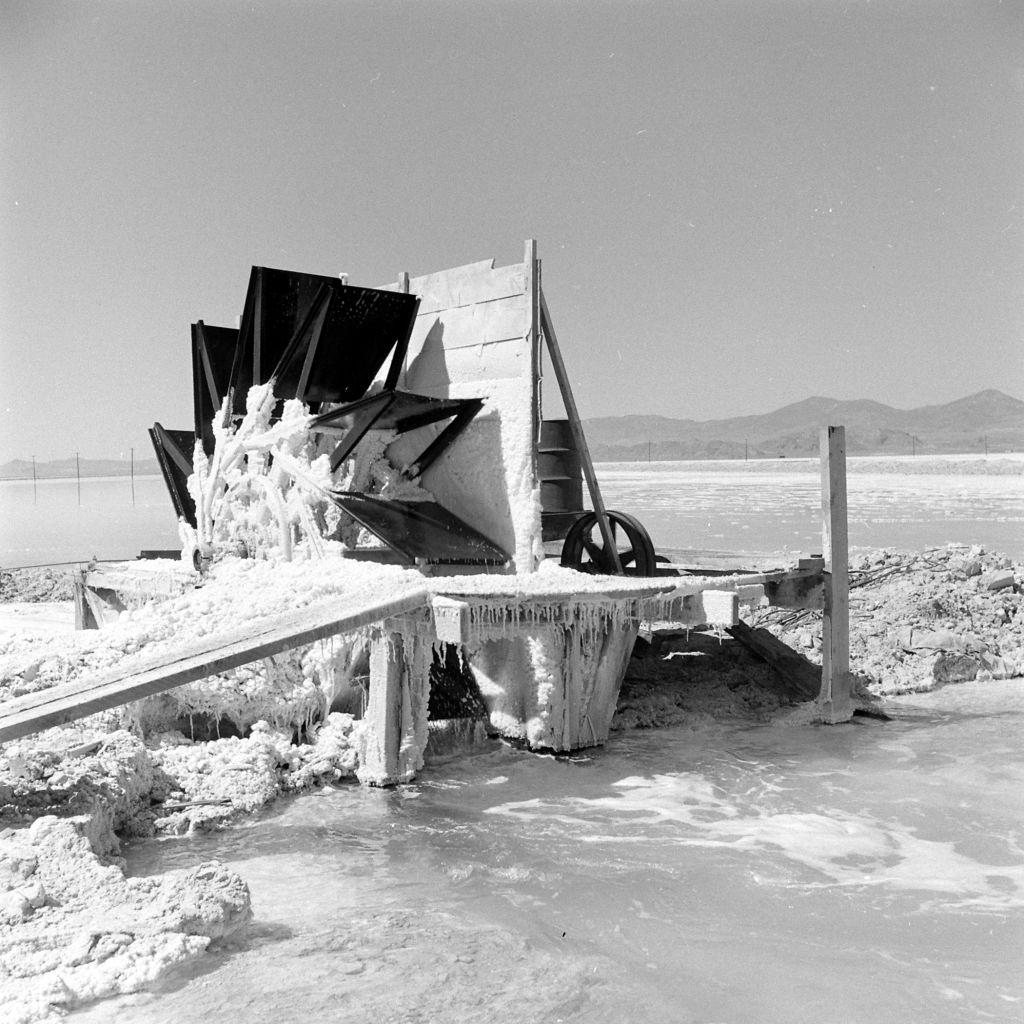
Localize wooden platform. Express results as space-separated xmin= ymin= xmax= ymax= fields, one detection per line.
xmin=0 ymin=586 xmax=431 ymax=744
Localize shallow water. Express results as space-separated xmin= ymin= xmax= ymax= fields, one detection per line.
xmin=596 ymin=461 xmax=1024 ymax=560
xmin=76 ymin=678 xmax=1024 ymax=1024
xmin=2 ymin=457 xmax=1021 ymax=568
xmin=0 ymin=476 xmax=179 ymax=568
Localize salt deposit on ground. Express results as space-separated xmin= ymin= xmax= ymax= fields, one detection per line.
xmin=0 ymin=815 xmax=250 ymax=1024
xmin=0 ymin=541 xmax=1020 ymax=1021
xmin=0 ymin=604 xmax=76 ymax=637
xmin=0 ymin=569 xmax=74 ymax=605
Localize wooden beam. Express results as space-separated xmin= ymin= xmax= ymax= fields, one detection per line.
xmin=73 ymin=572 xmax=97 ymax=631
xmin=819 ymin=425 xmax=852 ymax=720
xmin=538 ymin=291 xmax=622 ymax=573
xmin=727 ymin=622 xmax=821 ymax=701
xmin=525 ymin=239 xmax=541 ymax=479
xmin=0 ymin=587 xmax=431 ymax=744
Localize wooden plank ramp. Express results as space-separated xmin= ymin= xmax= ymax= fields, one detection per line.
xmin=0 ymin=586 xmax=431 ymax=745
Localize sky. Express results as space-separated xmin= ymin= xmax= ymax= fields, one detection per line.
xmin=1 ymin=0 xmax=1021 ymax=462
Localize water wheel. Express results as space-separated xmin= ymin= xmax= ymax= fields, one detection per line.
xmin=560 ymin=510 xmax=657 ymax=576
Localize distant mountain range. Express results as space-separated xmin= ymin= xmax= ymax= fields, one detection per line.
xmin=0 ymin=456 xmax=160 ymax=481
xmin=583 ymin=389 xmax=1024 ymax=461
xmin=1 ymin=389 xmax=1021 ymax=479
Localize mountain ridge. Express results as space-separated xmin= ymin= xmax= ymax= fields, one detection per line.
xmin=1 ymin=390 xmax=1021 ymax=477
xmin=583 ymin=389 xmax=1024 ymax=461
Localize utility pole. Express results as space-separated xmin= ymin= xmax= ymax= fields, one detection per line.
xmin=984 ymin=435 xmax=988 ymax=457
xmin=130 ymin=446 xmax=135 ymax=504
xmin=75 ymin=451 xmax=81 ymax=505
xmin=648 ymin=439 xmax=651 ymax=463
xmin=31 ymin=455 xmax=37 ymax=504
xmin=912 ymin=436 xmax=916 ymax=457
xmin=744 ymin=438 xmax=748 ymax=462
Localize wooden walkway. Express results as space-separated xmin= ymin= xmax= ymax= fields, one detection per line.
xmin=0 ymin=586 xmax=431 ymax=744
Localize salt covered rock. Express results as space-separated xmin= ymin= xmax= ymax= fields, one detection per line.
xmin=0 ymin=817 xmax=251 ymax=1023
xmin=981 ymin=570 xmax=1015 ymax=592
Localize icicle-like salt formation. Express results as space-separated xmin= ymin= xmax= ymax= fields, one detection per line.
xmin=178 ymin=383 xmax=445 ymax=565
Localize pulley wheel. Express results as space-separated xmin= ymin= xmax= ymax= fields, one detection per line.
xmin=560 ymin=510 xmax=657 ymax=576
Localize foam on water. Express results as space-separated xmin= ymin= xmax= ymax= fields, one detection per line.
xmin=488 ymin=769 xmax=1024 ymax=912
xmin=70 ymin=678 xmax=1024 ymax=1024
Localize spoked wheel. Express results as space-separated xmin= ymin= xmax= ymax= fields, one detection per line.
xmin=560 ymin=510 xmax=657 ymax=576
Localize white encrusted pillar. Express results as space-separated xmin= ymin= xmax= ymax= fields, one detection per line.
xmin=356 ymin=628 xmax=431 ymax=786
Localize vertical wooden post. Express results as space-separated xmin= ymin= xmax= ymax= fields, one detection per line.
xmin=73 ymin=571 xmax=98 ymax=630
xmin=525 ymin=239 xmax=541 ymax=471
xmin=819 ymin=425 xmax=852 ymax=721
xmin=130 ymin=446 xmax=135 ymax=505
xmin=75 ymin=451 xmax=81 ymax=506
xmin=539 ymin=292 xmax=622 ymax=572
xmin=357 ymin=632 xmax=404 ymax=785
xmin=355 ymin=629 xmax=430 ymax=786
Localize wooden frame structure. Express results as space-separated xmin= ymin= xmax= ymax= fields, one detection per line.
xmin=23 ymin=241 xmax=854 ymax=777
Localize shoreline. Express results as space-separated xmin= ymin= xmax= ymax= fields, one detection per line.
xmin=0 ymin=543 xmax=1020 ymax=1021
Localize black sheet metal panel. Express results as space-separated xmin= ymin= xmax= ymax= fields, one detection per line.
xmin=541 ymin=510 xmax=585 ymax=543
xmin=191 ymin=322 xmax=239 ymax=454
xmin=227 ymin=266 xmax=419 ymax=411
xmin=313 ymin=391 xmax=474 ymax=434
xmin=313 ymin=391 xmax=485 ymax=475
xmin=149 ymin=424 xmax=197 ymax=526
xmin=329 ymin=493 xmax=509 ymax=565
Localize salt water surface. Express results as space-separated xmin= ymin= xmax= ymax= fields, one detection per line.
xmin=74 ymin=678 xmax=1024 ymax=1024
xmin=0 ymin=476 xmax=179 ymax=568
xmin=596 ymin=455 xmax=1024 ymax=560
xmin=3 ymin=456 xmax=1021 ymax=568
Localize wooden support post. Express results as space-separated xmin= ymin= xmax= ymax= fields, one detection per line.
xmin=525 ymin=240 xmax=541 ymax=479
xmin=819 ymin=425 xmax=852 ymax=722
xmin=356 ymin=629 xmax=431 ymax=786
xmin=538 ymin=291 xmax=622 ymax=573
xmin=357 ymin=633 xmax=405 ymax=786
xmin=73 ymin=571 xmax=98 ymax=631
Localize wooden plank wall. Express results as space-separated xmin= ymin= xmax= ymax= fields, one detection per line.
xmin=378 ymin=247 xmax=540 ymax=570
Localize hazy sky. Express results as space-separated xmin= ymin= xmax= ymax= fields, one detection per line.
xmin=1 ymin=0 xmax=1021 ymax=461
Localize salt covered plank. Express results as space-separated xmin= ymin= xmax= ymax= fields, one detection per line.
xmin=431 ymin=596 xmax=471 ymax=644
xmin=0 ymin=587 xmax=431 ymax=744
xmin=727 ymin=622 xmax=821 ymax=701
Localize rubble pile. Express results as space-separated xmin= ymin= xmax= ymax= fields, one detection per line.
xmin=0 ymin=716 xmax=362 ymax=840
xmin=0 ymin=569 xmax=75 ymax=605
xmin=762 ymin=544 xmax=1022 ymax=695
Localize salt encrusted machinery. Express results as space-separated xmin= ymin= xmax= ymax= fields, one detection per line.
xmin=150 ymin=245 xmax=659 ymax=576
xmin=0 ymin=243 xmax=855 ymax=766
xmin=151 ymin=266 xmax=511 ymax=567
